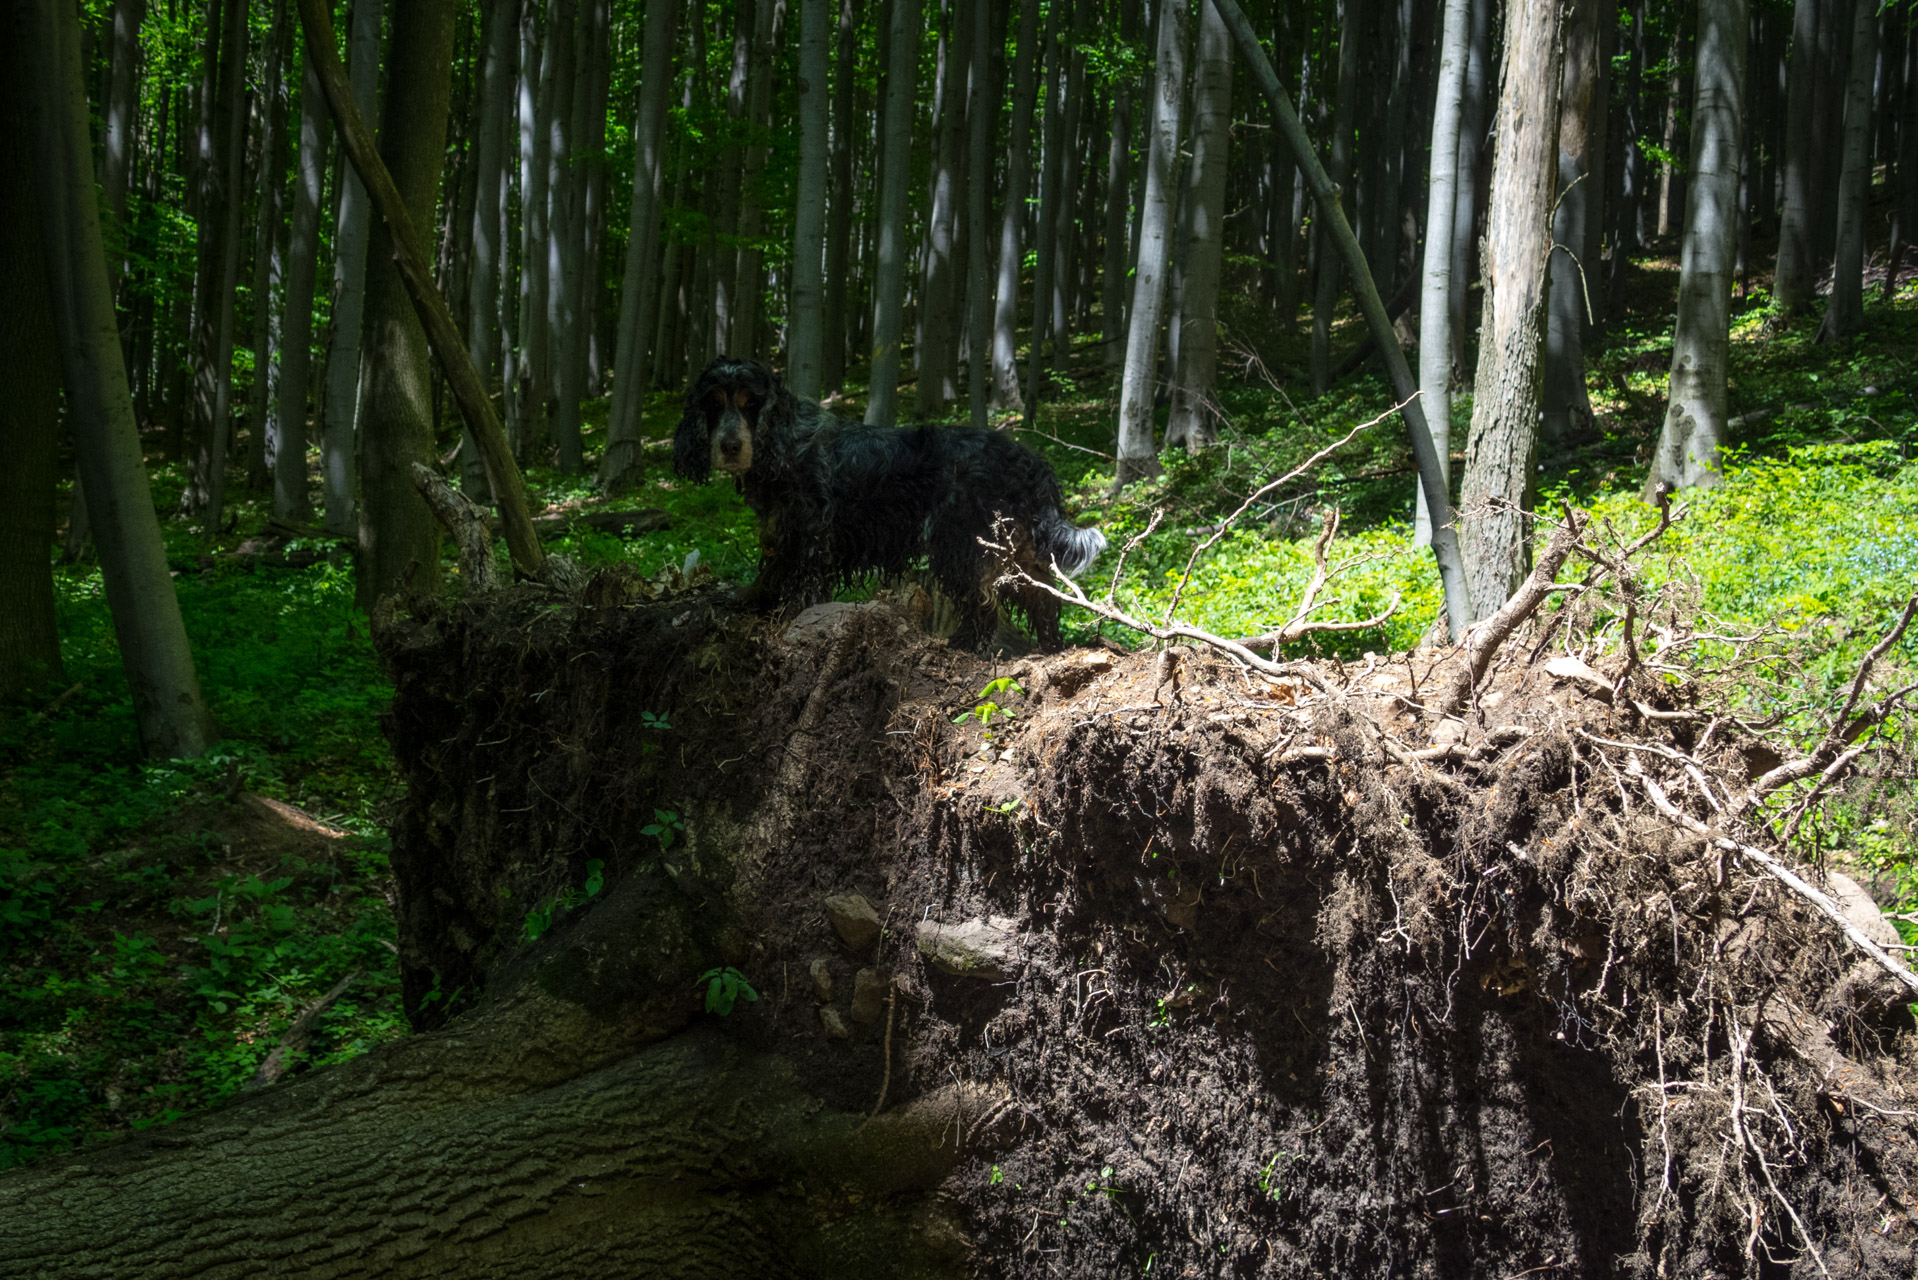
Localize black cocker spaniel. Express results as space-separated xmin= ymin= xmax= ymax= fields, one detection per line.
xmin=673 ymin=357 xmax=1107 ymax=651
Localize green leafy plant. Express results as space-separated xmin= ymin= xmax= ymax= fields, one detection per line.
xmin=640 ymin=711 xmax=671 ymax=732
xmin=696 ymin=966 xmax=759 ymax=1016
xmin=953 ymin=678 xmax=1026 ymax=729
xmin=522 ymin=859 xmax=607 ymax=941
xmin=1257 ymin=1151 xmax=1303 ymax=1201
xmin=641 ymin=809 xmax=684 ymax=850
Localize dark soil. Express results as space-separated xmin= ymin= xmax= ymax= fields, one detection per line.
xmin=376 ymin=570 xmax=1918 ymax=1278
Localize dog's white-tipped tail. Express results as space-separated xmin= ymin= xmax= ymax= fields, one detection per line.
xmin=1044 ymin=520 xmax=1108 ymax=579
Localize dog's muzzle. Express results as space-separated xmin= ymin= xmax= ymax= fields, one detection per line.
xmin=712 ymin=409 xmax=753 ymax=473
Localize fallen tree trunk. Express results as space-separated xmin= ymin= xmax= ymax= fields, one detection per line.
xmin=5 ymin=576 xmax=1916 ymax=1278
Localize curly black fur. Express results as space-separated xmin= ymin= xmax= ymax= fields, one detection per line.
xmin=674 ymin=357 xmax=1107 ymax=650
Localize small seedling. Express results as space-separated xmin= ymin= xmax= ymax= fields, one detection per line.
xmin=697 ymin=966 xmax=759 ymax=1015
xmin=642 ymin=809 xmax=684 ymax=850
xmin=1257 ymin=1150 xmax=1301 ymax=1201
xmin=953 ymin=678 xmax=1026 ymax=729
xmin=641 ymin=710 xmax=671 ymax=732
xmin=989 ymin=1165 xmax=1004 ymax=1186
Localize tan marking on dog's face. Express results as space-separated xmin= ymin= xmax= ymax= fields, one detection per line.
xmin=710 ymin=388 xmax=758 ymax=474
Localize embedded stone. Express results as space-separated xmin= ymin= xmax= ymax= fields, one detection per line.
xmin=825 ymin=893 xmax=882 ymax=951
xmin=850 ymin=967 xmax=890 ymax=1025
xmin=916 ymin=916 xmax=1022 ymax=981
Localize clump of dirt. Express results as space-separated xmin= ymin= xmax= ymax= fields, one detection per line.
xmin=376 ymin=573 xmax=1918 ymax=1278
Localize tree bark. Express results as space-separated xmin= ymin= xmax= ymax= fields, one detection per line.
xmin=864 ymin=0 xmax=920 ymax=426
xmin=821 ymin=0 xmax=858 ymax=395
xmin=516 ymin=0 xmax=554 ymax=452
xmin=273 ymin=46 xmax=329 ymax=524
xmin=247 ymin=0 xmax=294 ymax=495
xmin=1646 ymin=0 xmax=1748 ymax=495
xmin=1164 ymin=0 xmax=1232 ymax=453
xmin=1101 ymin=1 xmax=1140 ymax=370
xmin=1448 ymin=0 xmax=1492 ymax=380
xmin=1310 ymin=0 xmax=1360 ymax=395
xmin=1607 ymin=0 xmax=1647 ymax=319
xmin=916 ymin=0 xmax=965 ymax=417
xmin=353 ymin=0 xmax=459 ymax=609
xmin=1815 ymin=0 xmax=1875 ymax=344
xmin=708 ymin=1 xmax=751 ymax=364
xmin=1887 ymin=17 xmax=1918 ymax=297
xmin=1541 ymin=0 xmax=1607 ymax=446
xmin=0 ymin=50 xmax=64 ymax=697
xmin=25 ymin=0 xmax=213 ymax=757
xmin=100 ymin=0 xmax=148 ymax=291
xmin=1458 ymin=0 xmax=1564 ymax=621
xmin=990 ymin=0 xmax=1042 ymax=412
xmin=1021 ymin=3 xmax=1065 ymax=429
xmin=783 ymin=0 xmax=828 ymax=404
xmin=964 ymin=0 xmax=995 ymax=428
xmin=730 ymin=0 xmax=778 ymax=361
xmin=603 ymin=0 xmax=681 ymax=483
xmin=321 ymin=0 xmax=381 ymax=536
xmin=1113 ymin=0 xmax=1188 ymax=489
xmin=543 ymin=0 xmax=584 ymax=473
xmin=460 ymin=0 xmax=516 ymax=498
xmin=1774 ymin=0 xmax=1823 ymax=315
xmin=1415 ymin=0 xmax=1471 ymax=548
xmin=1049 ymin=0 xmax=1090 ymax=363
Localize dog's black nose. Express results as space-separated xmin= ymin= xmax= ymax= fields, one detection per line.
xmin=720 ymin=437 xmax=742 ymax=457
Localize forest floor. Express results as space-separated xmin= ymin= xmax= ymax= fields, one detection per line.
xmin=3 ymin=243 xmax=1916 ymax=1171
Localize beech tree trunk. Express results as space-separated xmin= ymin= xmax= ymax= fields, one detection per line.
xmin=915 ymin=0 xmax=963 ymax=416
xmin=820 ymin=0 xmax=856 ymax=395
xmin=188 ymin=0 xmax=249 ymax=533
xmin=1100 ymin=1 xmax=1139 ymax=370
xmin=1310 ymin=0 xmax=1359 ymax=395
xmin=0 ymin=48 xmax=64 ymax=696
xmin=245 ymin=0 xmax=292 ymax=495
xmin=1164 ymin=0 xmax=1232 ymax=453
xmin=1113 ymin=0 xmax=1188 ymax=489
xmin=1448 ymin=0 xmax=1492 ymax=380
xmin=1022 ymin=5 xmax=1065 ymax=428
xmin=1050 ymin=1 xmax=1089 ymax=360
xmin=100 ymin=0 xmax=148 ymax=290
xmin=730 ymin=0 xmax=777 ymax=360
xmin=544 ymin=0 xmax=583 ymax=472
xmin=273 ymin=47 xmax=328 ymax=523
xmin=460 ymin=0 xmax=516 ymax=498
xmin=26 ymin=0 xmax=213 ymax=758
xmin=1815 ymin=0 xmax=1876 ymax=344
xmin=1646 ymin=0 xmax=1749 ymax=495
xmin=1774 ymin=0 xmax=1822 ymax=315
xmin=965 ymin=0 xmax=994 ymax=427
xmin=1458 ymin=0 xmax=1565 ymax=621
xmin=1887 ymin=18 xmax=1918 ymax=297
xmin=864 ymin=0 xmax=919 ymax=426
xmin=321 ymin=0 xmax=381 ymax=535
xmin=1541 ymin=0 xmax=1606 ymax=446
xmin=603 ymin=0 xmax=681 ymax=481
xmin=353 ymin=0 xmax=457 ymax=610
xmin=990 ymin=0 xmax=1041 ymax=412
xmin=1416 ymin=0 xmax=1471 ymax=547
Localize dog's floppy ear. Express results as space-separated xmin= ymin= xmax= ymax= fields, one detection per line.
xmin=673 ymin=388 xmax=712 ymax=483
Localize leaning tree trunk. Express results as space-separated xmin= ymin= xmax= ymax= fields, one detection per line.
xmin=864 ymin=0 xmax=920 ymax=427
xmin=1773 ymin=0 xmax=1823 ymax=317
xmin=353 ymin=0 xmax=458 ymax=610
xmin=321 ymin=0 xmax=382 ymax=536
xmin=1310 ymin=0 xmax=1359 ymax=395
xmin=1458 ymin=0 xmax=1565 ymax=621
xmin=964 ymin=0 xmax=995 ymax=428
xmin=1815 ymin=0 xmax=1876 ymax=345
xmin=1646 ymin=0 xmax=1748 ymax=495
xmin=601 ymin=0 xmax=679 ymax=485
xmin=0 ymin=50 xmax=64 ymax=697
xmin=1113 ymin=0 xmax=1188 ymax=489
xmin=788 ymin=0 xmax=830 ymax=403
xmin=1416 ymin=0 xmax=1471 ymax=548
xmin=1540 ymin=0 xmax=1606 ymax=447
xmin=25 ymin=0 xmax=212 ymax=758
xmin=989 ymin=0 xmax=1042 ymax=413
xmin=1164 ymin=0 xmax=1232 ymax=453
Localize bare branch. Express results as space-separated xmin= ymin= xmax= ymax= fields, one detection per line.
xmin=1433 ymin=510 xmax=1587 ymax=719
xmin=410 ymin=463 xmax=505 ymax=592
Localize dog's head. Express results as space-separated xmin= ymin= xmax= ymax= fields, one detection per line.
xmin=675 ymin=357 xmax=788 ymax=483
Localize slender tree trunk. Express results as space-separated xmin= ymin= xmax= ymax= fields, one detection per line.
xmin=1416 ymin=0 xmax=1471 ymax=547
xmin=460 ymin=0 xmax=515 ymax=497
xmin=730 ymin=0 xmax=777 ymax=361
xmin=186 ymin=0 xmax=249 ymax=530
xmin=25 ymin=0 xmax=213 ymax=757
xmin=1311 ymin=0 xmax=1360 ymax=394
xmin=1164 ymin=0 xmax=1231 ymax=452
xmin=1448 ymin=0 xmax=1492 ymax=381
xmin=543 ymin=0 xmax=583 ymax=472
xmin=965 ymin=0 xmax=994 ymax=428
xmin=1114 ymin=0 xmax=1188 ymax=489
xmin=602 ymin=0 xmax=680 ymax=483
xmin=1458 ymin=0 xmax=1565 ymax=621
xmin=274 ymin=44 xmax=327 ymax=523
xmin=864 ymin=0 xmax=919 ymax=425
xmin=1657 ymin=22 xmax=1691 ymax=237
xmin=1050 ymin=0 xmax=1089 ymax=363
xmin=0 ymin=59 xmax=64 ymax=696
xmin=1022 ymin=4 xmax=1065 ymax=428
xmin=578 ymin=0 xmax=611 ymax=395
xmin=916 ymin=0 xmax=964 ymax=416
xmin=321 ymin=0 xmax=381 ymax=535
xmin=709 ymin=1 xmax=751 ymax=362
xmin=101 ymin=0 xmax=148 ymax=291
xmin=822 ymin=0 xmax=857 ymax=394
xmin=1101 ymin=1 xmax=1140 ymax=371
xmin=354 ymin=0 xmax=458 ymax=609
xmin=247 ymin=0 xmax=292 ymax=495
xmin=1816 ymin=0 xmax=1876 ymax=343
xmin=990 ymin=0 xmax=1042 ymax=412
xmin=1886 ymin=18 xmax=1918 ymax=297
xmin=517 ymin=0 xmax=553 ymax=452
xmin=1541 ymin=0 xmax=1606 ymax=446
xmin=788 ymin=0 xmax=830 ymax=402
xmin=1608 ymin=0 xmax=1647 ymax=318
xmin=1774 ymin=0 xmax=1823 ymax=315
xmin=1646 ymin=0 xmax=1748 ymax=494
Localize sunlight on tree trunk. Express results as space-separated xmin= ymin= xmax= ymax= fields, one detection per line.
xmin=1164 ymin=0 xmax=1232 ymax=454
xmin=1416 ymin=0 xmax=1471 ymax=548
